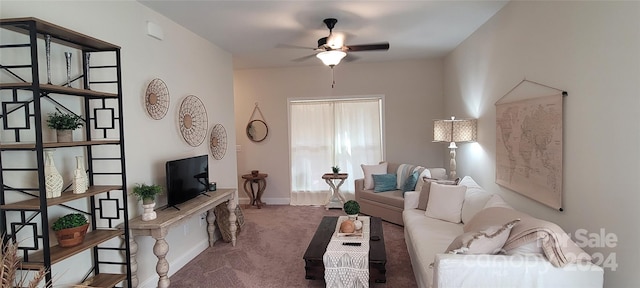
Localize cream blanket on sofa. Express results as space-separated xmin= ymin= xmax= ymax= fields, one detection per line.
xmin=464 ymin=207 xmax=592 ymax=267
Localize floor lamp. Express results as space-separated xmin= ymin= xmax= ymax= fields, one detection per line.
xmin=433 ymin=117 xmax=477 ymax=180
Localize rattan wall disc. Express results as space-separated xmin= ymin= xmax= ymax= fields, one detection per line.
xmin=179 ymin=95 xmax=208 ymax=146
xmin=210 ymin=124 xmax=228 ymax=160
xmin=145 ymin=78 xmax=169 ymax=120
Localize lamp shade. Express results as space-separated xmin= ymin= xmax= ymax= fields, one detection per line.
xmin=316 ymin=50 xmax=347 ymax=66
xmin=433 ymin=117 xmax=477 ymax=143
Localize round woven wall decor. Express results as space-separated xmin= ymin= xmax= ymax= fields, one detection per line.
xmin=209 ymin=124 xmax=228 ymax=160
xmin=144 ymin=78 xmax=170 ymax=120
xmin=178 ymin=95 xmax=208 ymax=147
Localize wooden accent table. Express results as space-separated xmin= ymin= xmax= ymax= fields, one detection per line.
xmin=128 ymin=189 xmax=237 ymax=288
xmin=303 ymin=216 xmax=387 ymax=283
xmin=322 ymin=173 xmax=348 ymax=210
xmin=242 ymin=173 xmax=268 ymax=208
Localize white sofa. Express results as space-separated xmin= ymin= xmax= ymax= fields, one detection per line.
xmin=402 ymin=176 xmax=604 ymax=288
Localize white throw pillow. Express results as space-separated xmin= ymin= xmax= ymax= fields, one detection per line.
xmin=425 ymin=183 xmax=467 ymax=223
xmin=446 ymin=219 xmax=520 ymax=254
xmin=361 ymin=162 xmax=388 ymax=190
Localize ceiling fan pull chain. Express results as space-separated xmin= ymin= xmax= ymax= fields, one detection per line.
xmin=331 ymin=67 xmax=336 ymax=88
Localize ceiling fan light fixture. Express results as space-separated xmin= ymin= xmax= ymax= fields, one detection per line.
xmin=316 ymin=50 xmax=346 ymax=67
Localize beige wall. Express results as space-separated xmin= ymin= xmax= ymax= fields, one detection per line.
xmin=1 ymin=1 xmax=237 ymax=287
xmin=444 ymin=1 xmax=640 ymax=286
xmin=234 ymin=59 xmax=446 ymax=204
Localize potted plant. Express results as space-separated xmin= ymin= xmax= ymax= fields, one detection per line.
xmin=343 ymin=200 xmax=360 ymax=217
xmin=331 ymin=166 xmax=341 ymax=174
xmin=343 ymin=200 xmax=363 ymax=230
xmin=51 ymin=213 xmax=89 ymax=248
xmin=131 ymin=183 xmax=163 ymax=221
xmin=46 ymin=108 xmax=83 ymax=143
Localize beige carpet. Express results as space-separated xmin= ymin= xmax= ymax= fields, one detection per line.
xmin=169 ymin=205 xmax=417 ymax=287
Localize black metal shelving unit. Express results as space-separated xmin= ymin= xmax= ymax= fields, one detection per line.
xmin=0 ymin=17 xmax=131 ymax=287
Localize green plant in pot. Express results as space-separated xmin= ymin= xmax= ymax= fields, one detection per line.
xmin=46 ymin=108 xmax=83 ymax=143
xmin=131 ymin=183 xmax=163 ymax=221
xmin=331 ymin=166 xmax=340 ymax=174
xmin=131 ymin=183 xmax=163 ymax=204
xmin=343 ymin=200 xmax=360 ymax=216
xmin=52 ymin=213 xmax=89 ymax=248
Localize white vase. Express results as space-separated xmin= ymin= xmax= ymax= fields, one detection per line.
xmin=141 ymin=199 xmax=157 ymax=221
xmin=44 ymin=149 xmax=63 ymax=198
xmin=73 ymin=156 xmax=88 ymax=194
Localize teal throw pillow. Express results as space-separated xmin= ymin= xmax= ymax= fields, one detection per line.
xmin=402 ymin=171 xmax=420 ymax=193
xmin=373 ymin=174 xmax=397 ymax=192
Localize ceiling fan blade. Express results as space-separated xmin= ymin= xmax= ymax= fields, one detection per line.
xmin=291 ymin=54 xmax=317 ymax=62
xmin=345 ymin=42 xmax=390 ymax=52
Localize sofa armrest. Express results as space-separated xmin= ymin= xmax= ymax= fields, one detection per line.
xmin=404 ymin=191 xmax=419 ymax=210
xmin=434 ymin=253 xmax=604 ymax=288
xmin=355 ymin=178 xmax=365 ymax=202
xmin=355 ymin=178 xmax=365 ymax=192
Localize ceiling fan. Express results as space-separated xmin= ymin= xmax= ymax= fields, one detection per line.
xmin=291 ymin=18 xmax=390 ymax=67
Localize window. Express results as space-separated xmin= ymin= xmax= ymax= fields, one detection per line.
xmin=289 ymin=96 xmax=383 ymax=205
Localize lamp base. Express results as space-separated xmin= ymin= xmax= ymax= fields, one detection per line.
xmin=449 ymin=147 xmax=457 ymax=180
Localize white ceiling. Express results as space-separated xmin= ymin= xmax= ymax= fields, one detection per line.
xmin=139 ymin=1 xmax=508 ymax=70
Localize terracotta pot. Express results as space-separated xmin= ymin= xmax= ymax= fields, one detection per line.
xmin=54 ymin=223 xmax=89 ymax=248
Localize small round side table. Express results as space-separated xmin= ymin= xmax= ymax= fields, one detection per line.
xmin=242 ymin=173 xmax=268 ymax=208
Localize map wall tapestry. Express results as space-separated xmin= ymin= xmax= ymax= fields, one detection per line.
xmin=495 ymin=84 xmax=563 ymax=210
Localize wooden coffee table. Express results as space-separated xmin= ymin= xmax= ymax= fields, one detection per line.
xmin=303 ymin=216 xmax=387 ymax=283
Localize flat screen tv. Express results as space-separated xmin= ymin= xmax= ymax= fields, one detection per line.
xmin=166 ymin=155 xmax=208 ymax=208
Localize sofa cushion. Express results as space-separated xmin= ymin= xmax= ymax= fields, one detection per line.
xmin=446 ymin=219 xmax=520 ymax=255
xmin=403 ymin=209 xmax=463 ymax=286
xmin=425 ymin=183 xmax=467 ymax=223
xmin=459 ymin=176 xmax=493 ymax=224
xmin=484 ymin=194 xmax=513 ymax=209
xmin=357 ymin=188 xmax=405 ymax=209
xmin=361 ymin=162 xmax=388 ymax=190
xmin=373 ymin=173 xmax=397 ymax=192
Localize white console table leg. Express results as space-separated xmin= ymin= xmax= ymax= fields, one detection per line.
xmin=152 ymin=229 xmax=170 ymax=288
xmin=129 ymin=234 xmax=139 ymax=288
xmin=228 ymin=197 xmax=237 ymax=247
xmin=207 ymin=209 xmax=216 ymax=246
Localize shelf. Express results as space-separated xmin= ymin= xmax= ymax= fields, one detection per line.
xmin=0 ymin=17 xmax=119 ymax=51
xmin=0 ymin=140 xmax=121 ymax=150
xmin=21 ymin=229 xmax=124 ymax=269
xmin=0 ymin=185 xmax=123 ymax=210
xmin=78 ymin=273 xmax=126 ymax=288
xmin=0 ymin=83 xmax=118 ymax=98
xmin=1 ymin=16 xmax=130 ymax=287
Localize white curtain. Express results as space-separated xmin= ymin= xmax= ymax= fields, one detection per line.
xmin=289 ymin=98 xmax=383 ymax=206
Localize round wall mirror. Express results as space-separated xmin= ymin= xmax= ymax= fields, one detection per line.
xmin=247 ymin=119 xmax=268 ymax=142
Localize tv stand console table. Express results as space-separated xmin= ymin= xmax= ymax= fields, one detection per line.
xmin=128 ymin=188 xmax=237 ymax=288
